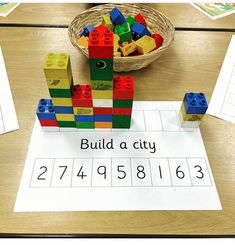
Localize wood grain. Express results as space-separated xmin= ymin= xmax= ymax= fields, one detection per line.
xmin=0 ymin=27 xmax=235 ymax=235
xmin=0 ymin=3 xmax=235 ymax=30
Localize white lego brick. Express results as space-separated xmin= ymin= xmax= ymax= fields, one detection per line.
xmin=93 ymin=99 xmax=113 ymax=108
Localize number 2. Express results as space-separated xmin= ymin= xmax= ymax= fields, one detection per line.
xmin=37 ymin=166 xmax=47 ymax=180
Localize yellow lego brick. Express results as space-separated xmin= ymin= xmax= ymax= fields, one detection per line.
xmin=102 ymin=15 xmax=114 ymax=31
xmin=56 ymin=113 xmax=75 ymax=121
xmin=119 ymin=40 xmax=137 ymax=57
xmin=95 ymin=122 xmax=112 ymax=128
xmin=46 ymin=78 xmax=72 ymax=89
xmin=76 ymin=36 xmax=89 ymax=48
xmin=92 ymin=90 xmax=113 ymax=99
xmin=135 ymin=36 xmax=156 ymax=54
xmin=51 ymin=97 xmax=72 ymax=106
xmin=114 ymin=34 xmax=120 ymax=52
xmin=114 ymin=51 xmax=121 ymax=57
xmin=179 ymin=110 xmax=201 ymax=128
xmin=73 ymin=107 xmax=93 ymax=115
xmin=180 ymin=103 xmax=204 ymax=121
xmin=43 ymin=53 xmax=73 ymax=79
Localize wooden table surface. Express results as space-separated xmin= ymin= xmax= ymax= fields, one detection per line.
xmin=0 ymin=3 xmax=235 ymax=30
xmin=0 ymin=3 xmax=235 ymax=237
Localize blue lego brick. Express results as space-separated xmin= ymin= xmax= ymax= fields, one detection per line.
xmin=54 ymin=106 xmax=73 ymax=114
xmin=131 ymin=22 xmax=150 ymax=38
xmin=36 ymin=99 xmax=56 ymax=120
xmin=75 ymin=115 xmax=94 ymax=122
xmin=110 ymin=7 xmax=126 ymax=25
xmin=183 ymin=92 xmax=208 ymax=114
xmin=81 ymin=25 xmax=94 ymax=37
xmin=94 ymin=114 xmax=112 ymax=122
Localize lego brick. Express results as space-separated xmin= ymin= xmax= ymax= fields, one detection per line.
xmin=178 ymin=111 xmax=201 ymax=128
xmin=126 ymin=15 xmax=135 ymax=27
xmin=43 ymin=53 xmax=72 ymax=79
xmin=54 ymin=106 xmax=74 ymax=114
xmin=119 ymin=40 xmax=137 ymax=57
xmin=88 ymin=25 xmax=114 ymax=59
xmin=115 ymin=23 xmax=132 ymax=43
xmin=76 ymin=36 xmax=89 ymax=48
xmin=39 ymin=119 xmax=58 ymax=127
xmin=46 ymin=78 xmax=72 ymax=90
xmin=93 ymin=99 xmax=113 ymax=108
xmin=180 ymin=103 xmax=204 ymax=121
xmin=51 ymin=97 xmax=72 ymax=106
xmin=73 ymin=107 xmax=93 ymax=115
xmin=113 ymin=76 xmax=134 ymax=100
xmin=56 ymin=113 xmax=75 ymax=121
xmin=135 ymin=13 xmax=147 ymax=27
xmin=91 ymin=80 xmax=113 ymax=90
xmin=36 ymin=99 xmax=56 ymax=120
xmin=92 ymin=90 xmax=113 ymax=99
xmin=94 ymin=114 xmax=112 ymax=122
xmin=49 ymin=87 xmax=72 ymax=98
xmin=58 ymin=121 xmax=76 ymax=128
xmin=113 ymin=99 xmax=133 ymax=108
xmin=72 ymin=84 xmax=93 ymax=107
xmin=110 ymin=7 xmax=125 ymax=25
xmin=81 ymin=25 xmax=94 ymax=37
xmin=93 ymin=107 xmax=112 ymax=115
xmin=183 ymin=92 xmax=208 ymax=114
xmin=75 ymin=115 xmax=94 ymax=122
xmin=114 ymin=34 xmax=120 ymax=53
xmin=89 ymin=58 xmax=113 ymax=81
xmin=113 ymin=115 xmax=131 ymax=128
xmin=113 ymin=107 xmax=132 ymax=116
xmin=151 ymin=33 xmax=164 ymax=48
xmin=95 ymin=121 xmax=112 ymax=128
xmin=102 ymin=15 xmax=114 ymax=31
xmin=76 ymin=121 xmax=94 ymax=129
xmin=131 ymin=22 xmax=151 ymax=39
xmin=135 ymin=35 xmax=156 ymax=54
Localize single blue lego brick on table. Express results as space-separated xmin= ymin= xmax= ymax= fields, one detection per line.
xmin=183 ymin=92 xmax=208 ymax=114
xmin=81 ymin=25 xmax=94 ymax=37
xmin=110 ymin=7 xmax=126 ymax=25
xmin=94 ymin=114 xmax=112 ymax=122
xmin=36 ymin=98 xmax=56 ymax=120
xmin=75 ymin=115 xmax=94 ymax=122
xmin=54 ymin=106 xmax=74 ymax=114
xmin=131 ymin=22 xmax=151 ymax=38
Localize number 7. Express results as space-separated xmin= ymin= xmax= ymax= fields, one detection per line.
xmin=59 ymin=166 xmax=67 ymax=180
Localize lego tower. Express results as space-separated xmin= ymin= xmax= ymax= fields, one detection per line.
xmin=36 ymin=24 xmax=134 ymax=129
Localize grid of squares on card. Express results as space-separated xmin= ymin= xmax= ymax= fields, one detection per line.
xmin=221 ymin=64 xmax=235 ymax=117
xmin=41 ymin=109 xmax=198 ymax=132
xmin=0 ymin=105 xmax=5 ymax=133
xmin=30 ymin=157 xmax=212 ymax=188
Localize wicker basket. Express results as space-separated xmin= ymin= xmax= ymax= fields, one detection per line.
xmin=68 ymin=3 xmax=175 ymax=72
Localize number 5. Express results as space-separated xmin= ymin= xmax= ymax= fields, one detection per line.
xmin=117 ymin=165 xmax=126 ymax=179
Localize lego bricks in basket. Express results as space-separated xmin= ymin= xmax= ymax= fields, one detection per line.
xmin=68 ymin=3 xmax=175 ymax=72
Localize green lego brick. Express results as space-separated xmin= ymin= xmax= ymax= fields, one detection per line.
xmin=113 ymin=115 xmax=131 ymax=128
xmin=49 ymin=88 xmax=72 ymax=98
xmin=89 ymin=58 xmax=113 ymax=81
xmin=91 ymin=80 xmax=113 ymax=90
xmin=115 ymin=23 xmax=132 ymax=43
xmin=76 ymin=122 xmax=94 ymax=129
xmin=113 ymin=99 xmax=133 ymax=108
xmin=58 ymin=121 xmax=76 ymax=128
xmin=126 ymin=15 xmax=135 ymax=27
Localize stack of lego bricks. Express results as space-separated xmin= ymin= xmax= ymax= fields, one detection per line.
xmin=179 ymin=92 xmax=208 ymax=128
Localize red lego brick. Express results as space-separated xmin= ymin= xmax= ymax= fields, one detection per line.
xmin=72 ymin=84 xmax=93 ymax=107
xmin=39 ymin=119 xmax=58 ymax=127
xmin=113 ymin=76 xmax=134 ymax=100
xmin=135 ymin=13 xmax=147 ymax=27
xmin=151 ymin=33 xmax=163 ymax=48
xmin=113 ymin=108 xmax=132 ymax=116
xmin=94 ymin=107 xmax=113 ymax=115
xmin=88 ymin=24 xmax=114 ymax=59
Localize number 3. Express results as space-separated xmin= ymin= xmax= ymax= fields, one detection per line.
xmin=194 ymin=165 xmax=204 ymax=179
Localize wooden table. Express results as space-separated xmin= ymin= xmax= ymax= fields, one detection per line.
xmin=0 ymin=4 xmax=235 ymax=237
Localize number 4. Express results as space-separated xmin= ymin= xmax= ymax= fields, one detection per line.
xmin=77 ymin=166 xmax=87 ymax=179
